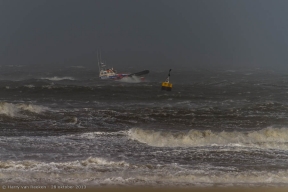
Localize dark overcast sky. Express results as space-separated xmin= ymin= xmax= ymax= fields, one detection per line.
xmin=1 ymin=0 xmax=288 ymax=70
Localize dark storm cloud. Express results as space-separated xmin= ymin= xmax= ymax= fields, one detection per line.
xmin=1 ymin=0 xmax=288 ymax=70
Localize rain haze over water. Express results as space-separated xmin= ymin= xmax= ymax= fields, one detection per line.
xmin=1 ymin=0 xmax=288 ymax=188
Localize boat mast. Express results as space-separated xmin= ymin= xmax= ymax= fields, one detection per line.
xmin=100 ymin=51 xmax=106 ymax=69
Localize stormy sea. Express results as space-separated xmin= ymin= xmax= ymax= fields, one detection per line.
xmin=1 ymin=65 xmax=288 ymax=188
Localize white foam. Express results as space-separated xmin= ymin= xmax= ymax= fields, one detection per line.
xmin=0 ymin=157 xmax=129 ymax=171
xmin=165 ymin=170 xmax=288 ymax=186
xmin=128 ymin=127 xmax=288 ymax=150
xmin=78 ymin=131 xmax=128 ymax=139
xmin=40 ymin=76 xmax=75 ymax=81
xmin=24 ymin=84 xmax=35 ymax=88
xmin=41 ymin=85 xmax=54 ymax=89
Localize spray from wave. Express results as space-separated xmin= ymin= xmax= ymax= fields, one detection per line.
xmin=0 ymin=102 xmax=49 ymax=117
xmin=128 ymin=127 xmax=288 ymax=150
xmin=118 ymin=76 xmax=143 ymax=83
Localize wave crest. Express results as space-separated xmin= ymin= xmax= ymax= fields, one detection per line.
xmin=128 ymin=127 xmax=288 ymax=149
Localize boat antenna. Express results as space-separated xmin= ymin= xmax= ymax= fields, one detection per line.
xmin=166 ymin=69 xmax=171 ymax=83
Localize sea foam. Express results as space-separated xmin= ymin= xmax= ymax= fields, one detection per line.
xmin=40 ymin=76 xmax=75 ymax=81
xmin=1 ymin=157 xmax=288 ymax=187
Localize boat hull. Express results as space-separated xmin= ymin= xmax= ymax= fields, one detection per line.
xmin=99 ymin=74 xmax=129 ymax=80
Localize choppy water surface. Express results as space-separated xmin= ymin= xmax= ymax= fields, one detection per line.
xmin=1 ymin=65 xmax=288 ymax=187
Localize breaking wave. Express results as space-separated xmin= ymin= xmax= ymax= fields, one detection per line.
xmin=0 ymin=102 xmax=49 ymax=117
xmin=40 ymin=76 xmax=75 ymax=81
xmin=128 ymin=127 xmax=288 ymax=150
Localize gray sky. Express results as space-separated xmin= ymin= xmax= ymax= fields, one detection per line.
xmin=1 ymin=0 xmax=288 ymax=70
